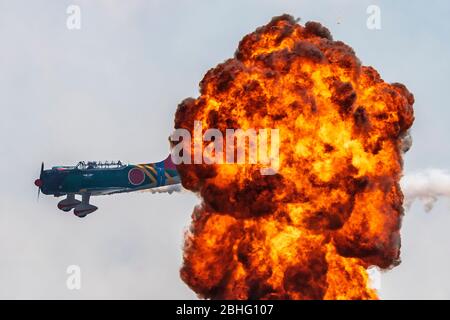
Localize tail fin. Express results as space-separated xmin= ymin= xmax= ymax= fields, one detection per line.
xmin=162 ymin=154 xmax=177 ymax=170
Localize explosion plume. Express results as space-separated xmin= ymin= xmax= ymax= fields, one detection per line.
xmin=173 ymin=15 xmax=414 ymax=299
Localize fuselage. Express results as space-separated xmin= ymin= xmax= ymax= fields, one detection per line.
xmin=35 ymin=156 xmax=180 ymax=197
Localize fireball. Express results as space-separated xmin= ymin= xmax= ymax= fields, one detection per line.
xmin=173 ymin=14 xmax=414 ymax=300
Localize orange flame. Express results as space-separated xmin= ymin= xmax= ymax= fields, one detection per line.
xmin=173 ymin=15 xmax=414 ymax=300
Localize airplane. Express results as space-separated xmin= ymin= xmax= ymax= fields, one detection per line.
xmin=34 ymin=155 xmax=180 ymax=218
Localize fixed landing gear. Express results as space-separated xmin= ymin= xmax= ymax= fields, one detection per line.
xmin=73 ymin=193 xmax=97 ymax=218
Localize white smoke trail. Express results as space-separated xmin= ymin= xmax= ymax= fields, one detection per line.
xmin=140 ymin=184 xmax=183 ymax=194
xmin=137 ymin=170 xmax=450 ymax=211
xmin=402 ymin=169 xmax=450 ymax=212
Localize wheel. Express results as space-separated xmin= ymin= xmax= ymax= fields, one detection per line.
xmin=74 ymin=212 xmax=87 ymax=218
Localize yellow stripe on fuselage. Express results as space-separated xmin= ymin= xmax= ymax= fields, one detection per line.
xmin=164 ymin=172 xmax=174 ymax=184
xmin=137 ymin=165 xmax=157 ymax=184
xmin=145 ymin=165 xmax=158 ymax=176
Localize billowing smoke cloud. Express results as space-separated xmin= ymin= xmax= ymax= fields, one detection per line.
xmin=402 ymin=169 xmax=450 ymax=212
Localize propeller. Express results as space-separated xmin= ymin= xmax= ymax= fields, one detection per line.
xmin=35 ymin=162 xmax=44 ymax=201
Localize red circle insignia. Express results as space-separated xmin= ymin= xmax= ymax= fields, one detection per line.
xmin=128 ymin=168 xmax=145 ymax=185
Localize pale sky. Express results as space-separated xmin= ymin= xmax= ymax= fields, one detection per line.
xmin=0 ymin=0 xmax=449 ymax=299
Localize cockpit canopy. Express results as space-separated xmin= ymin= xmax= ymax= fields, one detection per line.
xmin=76 ymin=161 xmax=126 ymax=170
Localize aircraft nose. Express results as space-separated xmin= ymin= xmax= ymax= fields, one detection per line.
xmin=34 ymin=179 xmax=43 ymax=187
